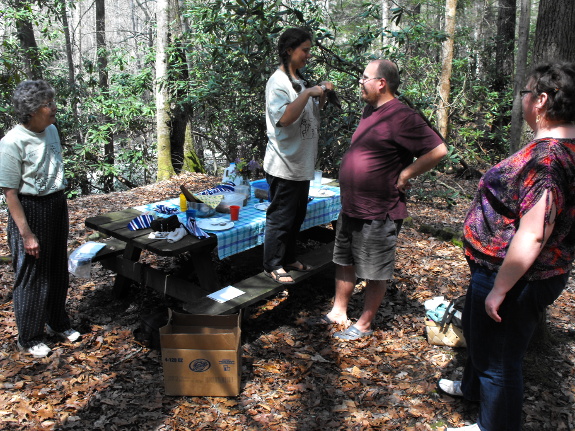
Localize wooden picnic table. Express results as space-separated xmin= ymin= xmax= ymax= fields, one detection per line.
xmin=85 ymin=182 xmax=341 ymax=315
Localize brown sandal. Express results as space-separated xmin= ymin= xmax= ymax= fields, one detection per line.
xmin=284 ymin=262 xmax=313 ymax=272
xmin=265 ymin=269 xmax=295 ymax=285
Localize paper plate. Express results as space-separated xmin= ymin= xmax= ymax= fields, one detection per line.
xmin=196 ymin=218 xmax=235 ymax=231
xmin=254 ymin=202 xmax=270 ymax=211
xmin=309 ymin=188 xmax=336 ymax=198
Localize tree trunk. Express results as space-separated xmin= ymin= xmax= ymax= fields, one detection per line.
xmin=168 ymin=0 xmax=186 ymax=173
xmin=59 ymin=0 xmax=79 ymax=121
xmin=509 ymin=0 xmax=531 ymax=154
xmin=183 ymin=119 xmax=205 ymax=173
xmin=493 ymin=0 xmax=516 ymax=93
xmin=96 ymin=0 xmax=114 ymax=192
xmin=96 ymin=0 xmax=108 ymax=89
xmin=533 ymin=0 xmax=575 ymax=63
xmin=155 ymin=0 xmax=175 ymax=181
xmin=176 ymin=0 xmax=193 ymax=74
xmin=491 ymin=0 xmax=516 ymax=145
xmin=529 ymin=0 xmax=575 ymax=350
xmin=14 ymin=0 xmax=42 ymax=80
xmin=380 ymin=0 xmax=398 ymax=54
xmin=469 ymin=0 xmax=494 ymax=80
xmin=56 ymin=0 xmax=76 ymax=151
xmin=436 ymin=0 xmax=458 ymax=140
xmin=170 ymin=0 xmax=203 ymax=174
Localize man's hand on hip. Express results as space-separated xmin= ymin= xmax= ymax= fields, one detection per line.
xmin=396 ymin=172 xmax=412 ymax=193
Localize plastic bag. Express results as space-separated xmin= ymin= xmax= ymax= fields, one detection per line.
xmin=68 ymin=242 xmax=106 ymax=278
xmin=424 ymin=295 xmax=467 ymax=347
xmin=424 ymin=295 xmax=463 ymax=326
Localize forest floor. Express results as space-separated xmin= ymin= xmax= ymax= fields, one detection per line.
xmin=0 ymin=172 xmax=574 ymax=431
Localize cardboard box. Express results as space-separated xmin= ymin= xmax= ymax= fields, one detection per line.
xmin=160 ymin=310 xmax=241 ymax=396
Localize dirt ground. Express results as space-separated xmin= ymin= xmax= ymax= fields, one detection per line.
xmin=0 ymin=172 xmax=573 ymax=430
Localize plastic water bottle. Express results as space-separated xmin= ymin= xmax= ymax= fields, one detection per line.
xmin=222 ymin=162 xmax=236 ymax=184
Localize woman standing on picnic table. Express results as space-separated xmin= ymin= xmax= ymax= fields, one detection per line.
xmin=0 ymin=80 xmax=80 ymax=358
xmin=262 ymin=27 xmax=334 ymax=285
xmin=438 ymin=62 xmax=575 ymax=431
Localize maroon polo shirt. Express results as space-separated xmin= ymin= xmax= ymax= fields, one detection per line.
xmin=339 ymin=98 xmax=443 ymax=220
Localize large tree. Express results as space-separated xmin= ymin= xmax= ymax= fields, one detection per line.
xmin=493 ymin=0 xmax=516 ymax=92
xmin=13 ymin=0 xmax=42 ymax=79
xmin=155 ymin=0 xmax=175 ymax=181
xmin=436 ymin=0 xmax=457 ymax=140
xmin=533 ymin=0 xmax=575 ymax=63
xmin=490 ymin=0 xmax=516 ymax=146
xmin=58 ymin=0 xmax=76 ymax=117
xmin=528 ymin=0 xmax=574 ymax=350
xmin=509 ymin=0 xmax=531 ymax=154
xmin=96 ymin=0 xmax=115 ymax=192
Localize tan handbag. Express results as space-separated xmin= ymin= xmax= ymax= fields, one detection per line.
xmin=425 ymin=295 xmax=467 ymax=347
xmin=425 ymin=318 xmax=466 ymax=347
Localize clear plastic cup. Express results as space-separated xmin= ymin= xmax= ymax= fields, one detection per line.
xmin=313 ymin=170 xmax=322 ymax=187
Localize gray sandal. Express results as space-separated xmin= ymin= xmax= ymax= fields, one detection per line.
xmin=333 ymin=325 xmax=374 ymax=340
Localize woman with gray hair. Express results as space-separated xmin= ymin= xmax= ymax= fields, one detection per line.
xmin=0 ymin=80 xmax=79 ymax=358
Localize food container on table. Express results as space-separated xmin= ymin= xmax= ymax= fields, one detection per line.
xmin=188 ymin=202 xmax=216 ymax=218
xmin=216 ymin=192 xmax=245 ymax=213
xmin=234 ymin=185 xmax=250 ymax=206
xmin=251 ymin=179 xmax=269 ymax=201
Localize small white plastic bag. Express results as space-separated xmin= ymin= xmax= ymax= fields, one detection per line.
xmin=68 ymin=242 xmax=106 ymax=278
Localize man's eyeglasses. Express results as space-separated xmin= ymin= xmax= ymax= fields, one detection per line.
xmin=42 ymin=101 xmax=57 ymax=109
xmin=519 ymin=90 xmax=532 ymax=97
xmin=359 ymin=77 xmax=383 ymax=85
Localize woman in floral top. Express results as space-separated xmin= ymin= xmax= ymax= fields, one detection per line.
xmin=439 ymin=63 xmax=575 ymax=431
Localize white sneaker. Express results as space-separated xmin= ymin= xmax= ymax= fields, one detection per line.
xmin=438 ymin=379 xmax=463 ymax=397
xmin=17 ymin=341 xmax=51 ymax=358
xmin=46 ymin=325 xmax=81 ymax=342
xmin=446 ymin=424 xmax=480 ymax=431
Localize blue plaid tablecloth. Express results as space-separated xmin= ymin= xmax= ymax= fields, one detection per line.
xmin=133 ymin=183 xmax=341 ymax=259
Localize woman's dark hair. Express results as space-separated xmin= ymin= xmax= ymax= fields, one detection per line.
xmin=527 ymin=62 xmax=575 ymax=123
xmin=277 ymin=27 xmax=312 ymax=92
xmin=12 ymin=80 xmax=55 ymax=125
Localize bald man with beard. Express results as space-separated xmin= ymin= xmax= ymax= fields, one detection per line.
xmin=322 ymin=60 xmax=447 ymax=340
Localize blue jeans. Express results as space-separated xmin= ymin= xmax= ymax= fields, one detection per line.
xmin=461 ymin=261 xmax=567 ymax=431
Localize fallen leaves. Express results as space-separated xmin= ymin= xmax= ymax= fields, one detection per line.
xmin=0 ymin=173 xmax=572 ymax=430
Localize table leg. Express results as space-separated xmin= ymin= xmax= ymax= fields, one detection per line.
xmin=112 ymin=243 xmax=142 ymax=299
xmin=188 ymin=244 xmax=220 ymax=293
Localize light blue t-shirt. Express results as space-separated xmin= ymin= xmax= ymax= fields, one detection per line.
xmin=0 ymin=124 xmax=66 ymax=195
xmin=263 ymin=69 xmax=320 ymax=181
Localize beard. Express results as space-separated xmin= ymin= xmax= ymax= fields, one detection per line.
xmin=361 ymin=87 xmax=377 ymax=106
